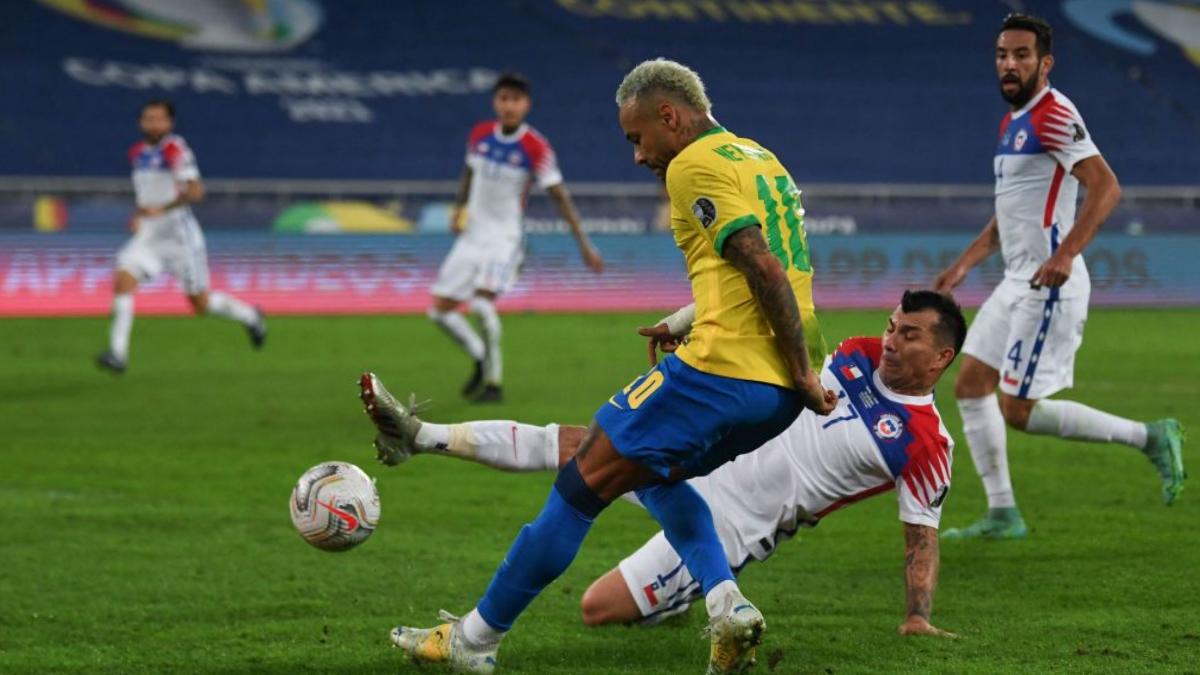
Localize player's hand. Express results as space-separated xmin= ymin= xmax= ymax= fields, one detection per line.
xmin=933 ymin=264 xmax=967 ymax=294
xmin=795 ymin=369 xmax=837 ymax=416
xmin=898 ymin=616 xmax=959 ymax=639
xmin=637 ymin=323 xmax=682 ymax=366
xmin=449 ymin=207 xmax=465 ymax=235
xmin=136 ymin=205 xmax=164 ymax=218
xmin=581 ymin=243 xmax=605 ymax=273
xmin=1030 ymin=251 xmax=1072 ymax=289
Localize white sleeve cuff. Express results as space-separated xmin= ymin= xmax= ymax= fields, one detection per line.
xmin=658 ymin=303 xmax=696 ymax=336
xmin=900 ymin=513 xmax=940 ymax=529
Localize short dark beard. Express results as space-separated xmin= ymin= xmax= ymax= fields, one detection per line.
xmin=1000 ymin=67 xmax=1041 ymax=109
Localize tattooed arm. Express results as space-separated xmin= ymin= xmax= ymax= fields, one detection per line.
xmin=721 ymin=226 xmax=836 ymax=414
xmin=898 ymin=523 xmax=958 ymax=638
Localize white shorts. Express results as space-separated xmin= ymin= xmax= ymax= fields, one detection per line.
xmin=116 ymin=212 xmax=210 ymax=295
xmin=430 ymin=237 xmax=523 ymax=302
xmin=962 ymin=278 xmax=1089 ymax=400
xmin=617 ymin=518 xmax=754 ymax=624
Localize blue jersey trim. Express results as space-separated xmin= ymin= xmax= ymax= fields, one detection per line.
xmin=829 ymin=348 xmax=913 ymax=479
xmin=995 ymin=115 xmax=1046 ymax=156
xmin=1018 ymin=223 xmax=1061 ymax=399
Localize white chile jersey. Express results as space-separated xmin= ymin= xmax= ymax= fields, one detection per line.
xmin=462 ymin=121 xmax=562 ymax=246
xmin=129 ymin=134 xmax=200 ymax=220
xmin=994 ymin=87 xmax=1100 ymax=299
xmin=694 ymin=337 xmax=954 ymax=561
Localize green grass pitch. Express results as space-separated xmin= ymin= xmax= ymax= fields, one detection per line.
xmin=1 ymin=309 xmax=1197 ymax=674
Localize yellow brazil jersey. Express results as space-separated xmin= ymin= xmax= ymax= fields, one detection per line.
xmin=664 ymin=125 xmax=826 ymax=389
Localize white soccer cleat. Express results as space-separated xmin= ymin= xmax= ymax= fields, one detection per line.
xmin=358 ymin=372 xmax=426 ymax=466
xmin=390 ymin=611 xmax=498 ymax=674
xmin=705 ymin=592 xmax=765 ymax=674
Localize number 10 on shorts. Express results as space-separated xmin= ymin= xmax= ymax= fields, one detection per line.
xmin=609 ymin=370 xmax=665 ymax=411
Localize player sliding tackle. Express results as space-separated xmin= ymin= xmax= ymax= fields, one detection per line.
xmin=362 ymin=291 xmax=966 ymax=639
xmin=935 ymin=13 xmax=1186 ymax=540
xmin=363 ymin=58 xmax=834 ymax=674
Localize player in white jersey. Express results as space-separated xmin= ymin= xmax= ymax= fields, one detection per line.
xmin=360 ymin=290 xmax=967 ymax=639
xmin=431 ymin=73 xmax=604 ymax=403
xmin=95 ymin=99 xmax=266 ymax=374
xmin=934 ymin=14 xmax=1186 ymax=539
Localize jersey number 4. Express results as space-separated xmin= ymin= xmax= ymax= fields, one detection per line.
xmin=755 ymin=175 xmax=812 ymax=273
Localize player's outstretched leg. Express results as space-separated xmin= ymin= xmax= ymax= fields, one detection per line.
xmin=390 ymin=610 xmax=497 ymax=674
xmin=1023 ymin=399 xmax=1186 ymax=505
xmin=201 ymin=291 xmax=267 ymax=348
xmin=358 ymin=373 xmax=563 ymax=470
xmin=391 ymin=455 xmax=613 ymax=669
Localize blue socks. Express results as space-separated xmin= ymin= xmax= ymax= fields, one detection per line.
xmin=474 ymin=461 xmax=734 ymax=632
xmin=476 ymin=460 xmax=603 ymax=631
xmin=636 ymin=481 xmax=734 ymax=594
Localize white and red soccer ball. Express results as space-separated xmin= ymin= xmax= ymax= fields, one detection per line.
xmin=289 ymin=461 xmax=380 ymax=552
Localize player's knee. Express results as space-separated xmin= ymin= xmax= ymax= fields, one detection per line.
xmin=113 ymin=270 xmax=138 ymax=294
xmin=430 ymin=296 xmax=459 ymax=314
xmin=187 ymin=294 xmax=208 ymax=314
xmin=554 ymin=458 xmax=610 ymax=518
xmin=468 ymin=296 xmax=495 ymax=315
xmin=468 ymin=297 xmax=500 ymax=333
xmin=557 ymin=426 xmax=587 ymax=467
xmin=954 ymin=361 xmax=996 ymax=399
xmin=999 ymin=396 xmax=1033 ymax=430
xmin=579 ymin=586 xmax=611 ymax=627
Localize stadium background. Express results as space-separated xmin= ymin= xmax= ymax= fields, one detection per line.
xmin=2 ymin=2 xmax=1199 ymax=674
xmin=2 ymin=0 xmax=1198 ymax=314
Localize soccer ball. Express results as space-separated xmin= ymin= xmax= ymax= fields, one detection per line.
xmin=289 ymin=461 xmax=381 ymax=552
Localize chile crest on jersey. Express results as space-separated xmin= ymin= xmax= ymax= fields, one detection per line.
xmin=830 ymin=344 xmax=914 ymax=479
xmin=997 ymin=113 xmax=1045 ymax=157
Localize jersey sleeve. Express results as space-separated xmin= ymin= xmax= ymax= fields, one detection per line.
xmin=665 ymin=158 xmax=758 ymax=256
xmin=1035 ymin=98 xmax=1100 ymax=172
xmin=162 ymin=138 xmax=200 ymax=182
xmin=127 ymin=142 xmax=144 ymax=167
xmin=465 ymin=121 xmax=492 ymax=165
xmin=520 ymin=132 xmax=563 ymax=190
xmin=895 ymin=419 xmax=953 ymax=528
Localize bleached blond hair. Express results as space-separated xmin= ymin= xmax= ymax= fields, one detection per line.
xmin=615 ymin=58 xmax=711 ymax=113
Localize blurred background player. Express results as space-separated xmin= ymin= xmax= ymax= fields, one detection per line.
xmin=934 ymin=14 xmax=1186 ymax=539
xmin=363 ymin=289 xmax=967 ymax=639
xmin=96 ymin=99 xmax=266 ymax=374
xmin=430 ymin=72 xmax=605 ymax=403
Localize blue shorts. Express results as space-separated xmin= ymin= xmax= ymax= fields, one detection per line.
xmin=594 ymin=355 xmax=800 ymax=478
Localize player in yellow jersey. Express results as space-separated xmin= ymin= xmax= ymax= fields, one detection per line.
xmin=382 ymin=59 xmax=835 ymax=675
xmin=651 ymin=105 xmax=826 ymax=398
